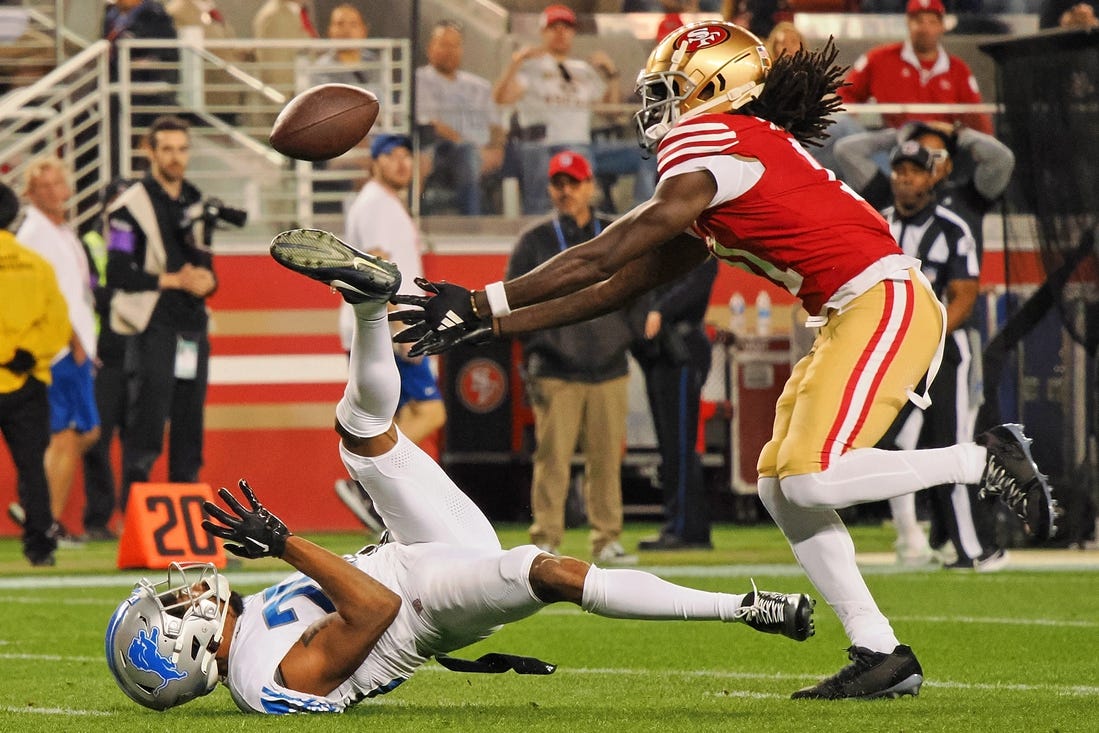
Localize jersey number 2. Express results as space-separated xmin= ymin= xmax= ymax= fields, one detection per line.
xmin=261 ymin=578 xmax=336 ymax=629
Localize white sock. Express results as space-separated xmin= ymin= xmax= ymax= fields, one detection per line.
xmin=335 ymin=302 xmax=400 ymax=438
xmin=782 ymin=444 xmax=987 ymax=509
xmin=580 ymin=566 xmax=745 ymax=622
xmin=758 ymin=477 xmax=899 ymax=652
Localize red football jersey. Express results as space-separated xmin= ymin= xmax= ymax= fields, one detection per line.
xmin=657 ymin=113 xmax=904 ymax=315
xmin=838 ymin=42 xmax=993 ymax=134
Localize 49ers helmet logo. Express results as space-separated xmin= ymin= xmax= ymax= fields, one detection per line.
xmin=678 ymin=25 xmax=730 ymax=52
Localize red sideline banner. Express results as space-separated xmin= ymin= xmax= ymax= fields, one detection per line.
xmin=117 ymin=483 xmax=226 ymax=570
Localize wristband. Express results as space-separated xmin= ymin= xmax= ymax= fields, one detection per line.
xmin=485 ymin=281 xmax=511 ymax=318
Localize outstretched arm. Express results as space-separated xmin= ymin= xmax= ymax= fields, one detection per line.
xmin=475 ymin=169 xmax=718 ymax=315
xmin=497 ymin=232 xmax=711 ymax=336
xmin=203 ymin=481 xmax=400 ymax=696
xmin=391 ymin=170 xmax=719 ymax=354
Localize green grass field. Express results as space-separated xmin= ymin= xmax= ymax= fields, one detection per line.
xmin=1 ymin=523 xmax=1096 ymax=732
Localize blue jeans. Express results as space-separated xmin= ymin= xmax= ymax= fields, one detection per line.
xmin=424 ymin=141 xmax=483 ymax=216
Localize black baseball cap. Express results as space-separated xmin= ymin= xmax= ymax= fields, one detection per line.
xmin=890 ymin=140 xmax=936 ymax=171
xmin=901 ymin=121 xmax=957 ymax=157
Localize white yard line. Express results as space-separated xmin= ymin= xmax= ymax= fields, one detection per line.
xmin=2 ymin=652 xmax=1096 ymax=699
xmin=0 ymin=706 xmax=111 ymax=716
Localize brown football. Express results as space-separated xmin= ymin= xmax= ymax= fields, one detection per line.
xmin=269 ymin=83 xmax=380 ymax=161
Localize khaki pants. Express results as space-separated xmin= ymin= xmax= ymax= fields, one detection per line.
xmin=527 ymin=375 xmax=629 ymax=555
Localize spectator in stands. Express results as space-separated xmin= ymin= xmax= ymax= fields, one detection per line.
xmin=493 ymin=4 xmax=656 ymax=215
xmin=0 ymin=181 xmax=70 ymax=567
xmin=252 ymin=0 xmax=316 ymax=122
xmin=166 ymin=0 xmax=246 ymax=122
xmin=101 ymin=0 xmax=179 ymax=176
xmin=312 ymin=3 xmax=378 ymax=88
xmin=336 ymin=133 xmax=446 ymax=532
xmin=877 ymin=141 xmax=1007 ymax=572
xmin=506 ymin=151 xmax=636 ymax=564
xmin=1051 ymin=1 xmax=1099 ymax=28
xmin=308 ymin=3 xmax=377 ymax=214
xmin=723 ymin=0 xmax=787 ymax=41
xmin=654 ymin=1 xmax=689 ymax=45
xmin=103 ymin=0 xmax=179 ymax=84
xmin=634 ymin=257 xmax=719 ymax=552
xmin=834 ymin=120 xmax=1014 ymax=245
xmin=838 ymin=0 xmax=994 ymax=135
xmin=416 ymin=20 xmax=505 ymax=216
xmin=765 ymin=21 xmax=803 ymax=60
xmin=16 ymin=157 xmax=101 ymax=547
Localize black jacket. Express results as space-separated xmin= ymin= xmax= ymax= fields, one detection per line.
xmin=106 ymin=174 xmax=211 ymax=332
xmin=505 ymin=212 xmax=632 ymax=383
xmin=631 ymin=257 xmax=718 ymax=370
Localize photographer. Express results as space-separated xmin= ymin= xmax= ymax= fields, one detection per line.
xmin=106 ymin=115 xmax=220 ymax=509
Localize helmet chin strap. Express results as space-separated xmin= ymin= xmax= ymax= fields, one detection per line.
xmin=680 ymin=80 xmax=766 ymax=123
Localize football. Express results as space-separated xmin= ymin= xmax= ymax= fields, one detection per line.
xmin=269 ymin=83 xmax=380 ymax=161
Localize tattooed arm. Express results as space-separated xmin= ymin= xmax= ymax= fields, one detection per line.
xmin=276 ymin=536 xmax=401 ymax=695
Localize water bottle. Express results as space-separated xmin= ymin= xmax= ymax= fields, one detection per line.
xmin=502 ymin=177 xmax=521 ymax=219
xmin=755 ymin=290 xmax=772 ymax=337
xmin=729 ymin=292 xmax=746 ymax=335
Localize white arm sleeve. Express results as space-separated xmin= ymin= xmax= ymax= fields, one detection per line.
xmin=660 ymin=154 xmax=765 ymax=209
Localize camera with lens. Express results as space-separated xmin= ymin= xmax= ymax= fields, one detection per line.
xmin=203 ymin=198 xmax=248 ymax=229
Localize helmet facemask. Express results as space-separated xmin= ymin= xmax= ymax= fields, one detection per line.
xmin=106 ymin=562 xmax=232 ymax=711
xmin=634 ymin=68 xmax=694 ymax=153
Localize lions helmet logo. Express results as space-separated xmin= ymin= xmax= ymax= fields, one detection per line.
xmin=679 ymin=25 xmax=731 ymax=52
xmin=127 ymin=627 xmax=188 ymax=692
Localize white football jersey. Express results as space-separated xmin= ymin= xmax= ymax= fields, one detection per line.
xmin=226 ymin=545 xmax=423 ymax=714
xmin=226 ymin=542 xmax=544 ymax=714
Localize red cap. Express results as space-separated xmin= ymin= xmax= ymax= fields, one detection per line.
xmin=906 ymin=0 xmax=945 ymax=15
xmin=656 ymin=13 xmax=684 ymax=43
xmin=548 ymin=150 xmax=592 ymax=181
xmin=541 ymin=4 xmax=577 ymax=29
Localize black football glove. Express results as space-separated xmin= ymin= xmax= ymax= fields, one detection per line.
xmin=389 ymin=278 xmax=486 ymax=345
xmin=2 ymin=348 xmax=35 ymax=375
xmin=408 ymin=323 xmax=495 ymax=357
xmin=202 ymin=479 xmax=292 ymax=559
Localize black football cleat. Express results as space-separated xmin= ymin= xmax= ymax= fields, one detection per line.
xmin=976 ymin=424 xmax=1057 ymax=541
xmin=792 ymin=645 xmax=923 ymax=700
xmin=734 ymin=582 xmax=815 ymax=641
xmin=270 ymin=228 xmax=401 ymax=304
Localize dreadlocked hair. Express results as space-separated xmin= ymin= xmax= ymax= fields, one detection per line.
xmin=739 ymin=37 xmax=847 ymax=148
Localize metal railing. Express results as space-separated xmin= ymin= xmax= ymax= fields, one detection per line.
xmin=0 ymin=36 xmax=410 ymax=242
xmin=0 ymin=39 xmax=110 ymax=234
xmin=112 ymin=37 xmax=410 ymax=241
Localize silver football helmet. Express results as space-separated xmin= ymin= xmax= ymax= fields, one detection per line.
xmin=105 ymin=562 xmax=232 ymax=710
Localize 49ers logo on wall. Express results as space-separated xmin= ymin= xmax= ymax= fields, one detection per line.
xmin=457 ymin=358 xmax=507 ymax=414
xmin=678 ymin=25 xmax=730 ymax=52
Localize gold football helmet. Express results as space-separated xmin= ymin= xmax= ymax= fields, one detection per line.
xmin=634 ymin=21 xmax=772 ymax=152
